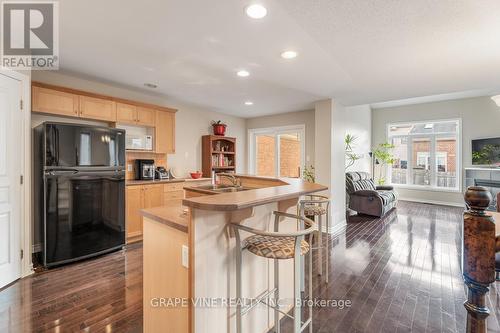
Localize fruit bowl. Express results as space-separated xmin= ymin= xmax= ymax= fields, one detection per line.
xmin=190 ymin=171 xmax=203 ymax=179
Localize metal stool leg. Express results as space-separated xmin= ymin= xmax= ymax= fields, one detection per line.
xmin=318 ymin=214 xmax=323 ymax=276
xmin=235 ymin=232 xmax=243 ymax=333
xmin=294 ymin=241 xmax=302 ymax=333
xmin=274 ymin=258 xmax=280 ymax=333
xmin=325 ymin=210 xmax=329 ymax=284
xmin=308 ymin=235 xmax=313 ymax=333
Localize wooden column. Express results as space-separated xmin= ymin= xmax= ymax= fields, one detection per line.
xmin=463 ymin=186 xmax=496 ymax=333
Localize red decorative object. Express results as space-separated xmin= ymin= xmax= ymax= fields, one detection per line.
xmin=212 ymin=121 xmax=227 ymax=136
xmin=190 ymin=171 xmax=203 ymax=179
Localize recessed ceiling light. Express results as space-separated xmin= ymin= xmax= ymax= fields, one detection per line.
xmin=144 ymin=83 xmax=158 ymax=89
xmin=245 ymin=4 xmax=267 ymax=19
xmin=281 ymin=50 xmax=298 ymax=59
xmin=237 ymin=70 xmax=250 ymax=77
xmin=244 ymin=101 xmax=254 ymax=106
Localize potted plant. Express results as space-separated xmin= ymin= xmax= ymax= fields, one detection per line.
xmin=372 ymin=142 xmax=395 ymax=185
xmin=345 ymin=133 xmax=362 ymax=170
xmin=211 ymin=120 xmax=227 ymax=136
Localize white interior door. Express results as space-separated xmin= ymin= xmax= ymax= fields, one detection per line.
xmin=0 ymin=73 xmax=22 ymax=288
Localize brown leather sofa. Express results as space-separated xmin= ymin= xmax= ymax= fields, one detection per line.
xmin=346 ymin=172 xmax=397 ymax=217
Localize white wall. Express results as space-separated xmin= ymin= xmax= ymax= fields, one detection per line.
xmin=372 ymin=95 xmax=500 ymax=206
xmin=31 ymin=71 xmax=247 ymax=176
xmin=315 ymin=99 xmax=346 ymax=233
xmin=344 ymin=105 xmax=372 ymax=173
xmin=246 ymin=109 xmax=315 ymax=167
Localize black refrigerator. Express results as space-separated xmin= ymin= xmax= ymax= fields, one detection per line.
xmin=34 ymin=122 xmax=126 ymax=267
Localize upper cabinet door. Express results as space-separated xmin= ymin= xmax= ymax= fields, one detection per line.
xmin=116 ymin=102 xmax=137 ymax=124
xmin=136 ymin=107 xmax=156 ymax=126
xmin=155 ymin=111 xmax=175 ymax=154
xmin=79 ymin=96 xmax=117 ymax=122
xmin=32 ymin=86 xmax=79 ymax=117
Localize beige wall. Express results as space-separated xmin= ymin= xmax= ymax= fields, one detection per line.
xmin=372 ymin=96 xmax=500 ymax=205
xmin=246 ymin=109 xmax=315 ymax=168
xmin=314 ymin=99 xmax=346 ymax=232
xmin=31 ymin=71 xmax=247 ymax=177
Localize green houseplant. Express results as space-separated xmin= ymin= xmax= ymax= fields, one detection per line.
xmin=345 ymin=133 xmax=362 ymax=170
xmin=302 ymin=165 xmax=315 ymax=183
xmin=372 ymin=142 xmax=395 ymax=185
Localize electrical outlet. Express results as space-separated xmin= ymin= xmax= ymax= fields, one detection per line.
xmin=182 ymin=245 xmax=189 ymax=268
xmin=127 ymin=164 xmax=133 ymax=172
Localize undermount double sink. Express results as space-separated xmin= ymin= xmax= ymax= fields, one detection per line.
xmin=195 ymin=184 xmax=251 ymax=193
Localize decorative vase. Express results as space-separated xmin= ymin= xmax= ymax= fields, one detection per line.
xmin=212 ymin=124 xmax=226 ymax=136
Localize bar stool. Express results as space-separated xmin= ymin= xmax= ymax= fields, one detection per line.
xmin=299 ymin=195 xmax=330 ymax=283
xmin=231 ymin=211 xmax=316 ymax=333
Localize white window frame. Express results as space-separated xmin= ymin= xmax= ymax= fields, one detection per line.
xmin=386 ymin=118 xmax=462 ymax=193
xmin=248 ymin=124 xmax=306 ymax=178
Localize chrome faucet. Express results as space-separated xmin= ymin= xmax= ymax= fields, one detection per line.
xmin=217 ymin=173 xmax=241 ymax=187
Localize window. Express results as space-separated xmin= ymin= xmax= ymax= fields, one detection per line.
xmin=388 ymin=119 xmax=460 ymax=191
xmin=249 ymin=125 xmax=305 ymax=178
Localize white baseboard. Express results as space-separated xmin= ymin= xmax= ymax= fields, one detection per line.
xmin=327 ymin=218 xmax=346 ymax=236
xmin=398 ymin=197 xmax=464 ymax=208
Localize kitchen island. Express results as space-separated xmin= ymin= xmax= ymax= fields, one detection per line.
xmin=141 ymin=175 xmax=327 ymax=333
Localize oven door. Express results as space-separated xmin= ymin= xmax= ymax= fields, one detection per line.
xmin=43 ymin=169 xmax=125 ymax=266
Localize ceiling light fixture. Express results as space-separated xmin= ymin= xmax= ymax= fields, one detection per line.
xmin=237 ymin=70 xmax=250 ymax=77
xmin=144 ymin=83 xmax=158 ymax=89
xmin=244 ymin=101 xmax=254 ymax=106
xmin=245 ymin=4 xmax=267 ymax=19
xmin=492 ymin=95 xmax=500 ymax=107
xmin=281 ymin=50 xmax=298 ymax=59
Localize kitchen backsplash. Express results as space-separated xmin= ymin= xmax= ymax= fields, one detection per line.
xmin=126 ymin=152 xmax=167 ymax=180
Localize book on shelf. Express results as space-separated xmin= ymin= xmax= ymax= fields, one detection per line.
xmin=211 ymin=154 xmax=233 ymax=167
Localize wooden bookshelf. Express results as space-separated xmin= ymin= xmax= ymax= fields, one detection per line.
xmin=202 ymin=135 xmax=236 ymax=177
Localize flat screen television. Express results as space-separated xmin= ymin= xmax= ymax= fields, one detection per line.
xmin=472 ymin=137 xmax=500 ymax=166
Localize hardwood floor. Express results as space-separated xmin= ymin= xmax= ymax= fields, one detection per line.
xmin=1 ymin=201 xmax=499 ymax=332
xmin=0 ymin=243 xmax=143 ymax=333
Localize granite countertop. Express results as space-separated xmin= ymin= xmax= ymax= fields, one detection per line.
xmin=126 ymin=177 xmax=211 ymax=186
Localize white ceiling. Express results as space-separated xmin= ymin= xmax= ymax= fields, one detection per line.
xmin=59 ymin=0 xmax=500 ymax=117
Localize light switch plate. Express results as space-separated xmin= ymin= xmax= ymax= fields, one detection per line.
xmin=127 ymin=164 xmax=133 ymax=172
xmin=182 ymin=245 xmax=189 ymax=268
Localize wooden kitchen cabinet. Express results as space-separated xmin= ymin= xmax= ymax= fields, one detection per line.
xmin=143 ymin=184 xmax=164 ymax=208
xmin=126 ymin=184 xmax=164 ymax=243
xmin=116 ymin=102 xmax=137 ymax=124
xmin=32 ymin=86 xmax=79 ymax=117
xmin=136 ymin=107 xmax=156 ymax=126
xmin=79 ymin=95 xmax=117 ymax=122
xmin=155 ymin=111 xmax=175 ymax=153
xmin=116 ymin=104 xmax=155 ymax=126
xmin=126 ymin=186 xmax=143 ymax=243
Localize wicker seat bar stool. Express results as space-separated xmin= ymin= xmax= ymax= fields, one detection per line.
xmin=299 ymin=194 xmax=330 ymax=283
xmin=231 ymin=211 xmax=316 ymax=333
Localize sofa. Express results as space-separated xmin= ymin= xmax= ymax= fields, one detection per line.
xmin=346 ymin=171 xmax=397 ymax=217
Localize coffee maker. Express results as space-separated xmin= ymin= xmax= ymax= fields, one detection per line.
xmin=135 ymin=159 xmax=155 ymax=180
xmin=155 ymin=166 xmax=170 ymax=180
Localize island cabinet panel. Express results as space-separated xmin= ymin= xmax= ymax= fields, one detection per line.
xmin=32 ymin=86 xmax=79 ymax=117
xmin=116 ymin=102 xmax=138 ymax=124
xmin=143 ymin=217 xmax=189 ymax=333
xmin=155 ymin=111 xmax=175 ymax=154
xmin=126 ymin=186 xmax=143 ymax=243
xmin=79 ymin=95 xmax=117 ymax=122
xmin=137 ymin=107 xmax=156 ymax=126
